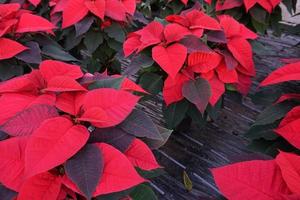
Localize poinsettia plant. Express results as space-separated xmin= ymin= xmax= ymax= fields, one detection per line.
xmin=137 ymin=0 xmax=299 ymax=35
xmin=123 ymin=8 xmax=257 ymax=129
xmin=0 ymin=60 xmax=165 ymax=199
xmin=49 ymin=0 xmax=139 ymax=74
xmin=212 ymin=151 xmax=300 ymax=199
xmin=0 ymin=2 xmax=56 ymax=80
xmin=246 ymin=60 xmax=300 ymax=156
xmin=205 ymin=0 xmax=299 ymax=35
xmin=211 ymin=60 xmax=300 ymax=199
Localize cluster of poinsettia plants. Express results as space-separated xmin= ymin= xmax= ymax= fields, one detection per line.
xmin=0 ymin=0 xmax=139 ymax=79
xmin=212 ymin=60 xmax=300 ymax=199
xmin=0 ymin=60 xmax=166 ymax=199
xmin=137 ymin=0 xmax=298 ymax=35
xmin=123 ymin=8 xmax=257 ymax=129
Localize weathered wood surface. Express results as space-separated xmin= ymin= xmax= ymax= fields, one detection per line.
xmin=126 ymin=34 xmax=300 ymax=199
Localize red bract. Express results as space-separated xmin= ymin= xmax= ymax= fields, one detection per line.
xmin=165 ymin=9 xmax=221 ymax=38
xmin=62 ymin=143 xmax=146 ymax=197
xmin=0 ymin=59 xmax=160 ymax=199
xmin=62 ymin=0 xmax=136 ymax=28
xmin=124 ymin=9 xmax=256 ymax=113
xmin=212 ymin=152 xmax=300 ymax=199
xmin=0 ymin=3 xmax=55 ymax=60
xmin=206 ymin=0 xmax=281 ymax=13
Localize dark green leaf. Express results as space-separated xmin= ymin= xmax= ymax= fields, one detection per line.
xmin=144 ymin=126 xmax=173 ymax=149
xmin=120 ymin=109 xmax=162 ymax=140
xmin=88 ymin=77 xmax=125 ymax=90
xmin=42 ymin=45 xmax=78 ymax=61
xmin=84 ymin=30 xmax=104 ymax=53
xmin=164 ymin=100 xmax=189 ymax=129
xmin=104 ymin=23 xmax=125 ymax=42
xmin=130 ymin=184 xmax=158 ymax=200
xmin=254 ymin=102 xmax=295 ymax=126
xmin=139 ymin=73 xmax=163 ymax=95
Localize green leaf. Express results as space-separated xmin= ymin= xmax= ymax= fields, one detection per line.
xmin=144 ymin=126 xmax=173 ymax=149
xmin=88 ymin=77 xmax=125 ymax=90
xmin=183 ymin=171 xmax=193 ymax=192
xmin=84 ymin=30 xmax=104 ymax=53
xmin=104 ymin=23 xmax=125 ymax=43
xmin=123 ymin=54 xmax=154 ymax=76
xmin=187 ymin=104 xmax=207 ymax=128
xmin=249 ymin=6 xmax=267 ymax=23
xmin=42 ymin=45 xmax=78 ymax=61
xmin=0 ymin=62 xmax=23 ymax=81
xmin=164 ymin=100 xmax=189 ymax=129
xmin=136 ymin=168 xmax=166 ymax=179
xmin=251 ymin=17 xmax=267 ymax=34
xmin=253 ymin=102 xmax=295 ymax=126
xmin=130 ymin=184 xmax=158 ymax=200
xmin=139 ymin=73 xmax=163 ymax=95
xmin=245 ymin=123 xmax=279 ymax=140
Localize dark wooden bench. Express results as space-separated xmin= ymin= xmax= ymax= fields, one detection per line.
xmin=124 ymin=34 xmax=300 ymax=199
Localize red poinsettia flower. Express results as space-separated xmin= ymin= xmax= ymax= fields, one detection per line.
xmin=62 ymin=0 xmax=136 ymax=28
xmin=0 ymin=3 xmax=55 ymax=60
xmin=206 ymin=0 xmax=281 ymax=13
xmin=165 ymin=9 xmax=221 ymax=38
xmin=218 ymin=15 xmax=257 ymax=78
xmin=124 ymin=20 xmax=190 ymax=78
xmin=212 ymin=151 xmax=300 ymax=199
xmin=0 ymin=59 xmax=160 ymax=199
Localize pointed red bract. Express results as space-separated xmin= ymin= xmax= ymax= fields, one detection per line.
xmin=278 ymin=106 xmax=300 ymax=127
xmin=227 ymin=38 xmax=254 ymax=73
xmin=56 ymin=92 xmax=85 ymax=116
xmin=39 ymin=60 xmax=84 ymax=82
xmin=163 ymin=73 xmax=190 ymax=106
xmin=188 ymin=51 xmax=222 ymax=73
xmin=125 ymin=139 xmax=160 ymax=171
xmin=16 ymin=13 xmax=55 ymax=33
xmin=0 ymin=38 xmax=27 ymax=60
xmin=152 ymin=43 xmax=187 ymax=78
xmin=276 ymin=151 xmax=300 ymax=194
xmin=207 ymin=75 xmax=225 ymax=106
xmin=25 ymin=117 xmax=89 ymax=178
xmin=212 ymin=160 xmax=292 ymax=199
xmin=0 ymin=137 xmax=27 ymax=191
xmin=0 ymin=94 xmax=37 ymax=125
xmin=84 ymin=0 xmax=105 ymax=20
xmin=163 ymin=23 xmax=190 ymax=44
xmin=105 ymin=0 xmax=126 ymax=21
xmin=18 ymin=172 xmax=62 ymax=200
xmin=0 ymin=74 xmax=38 ymax=94
xmin=44 ymin=76 xmax=87 ymax=92
xmin=62 ymin=0 xmax=89 ymax=28
xmin=260 ymin=62 xmax=300 ymax=86
xmin=275 ymin=118 xmax=300 ymax=150
xmin=63 ymin=143 xmax=146 ymax=196
xmin=28 ymin=0 xmax=41 ymax=6
xmin=81 ymin=88 xmax=140 ymax=127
